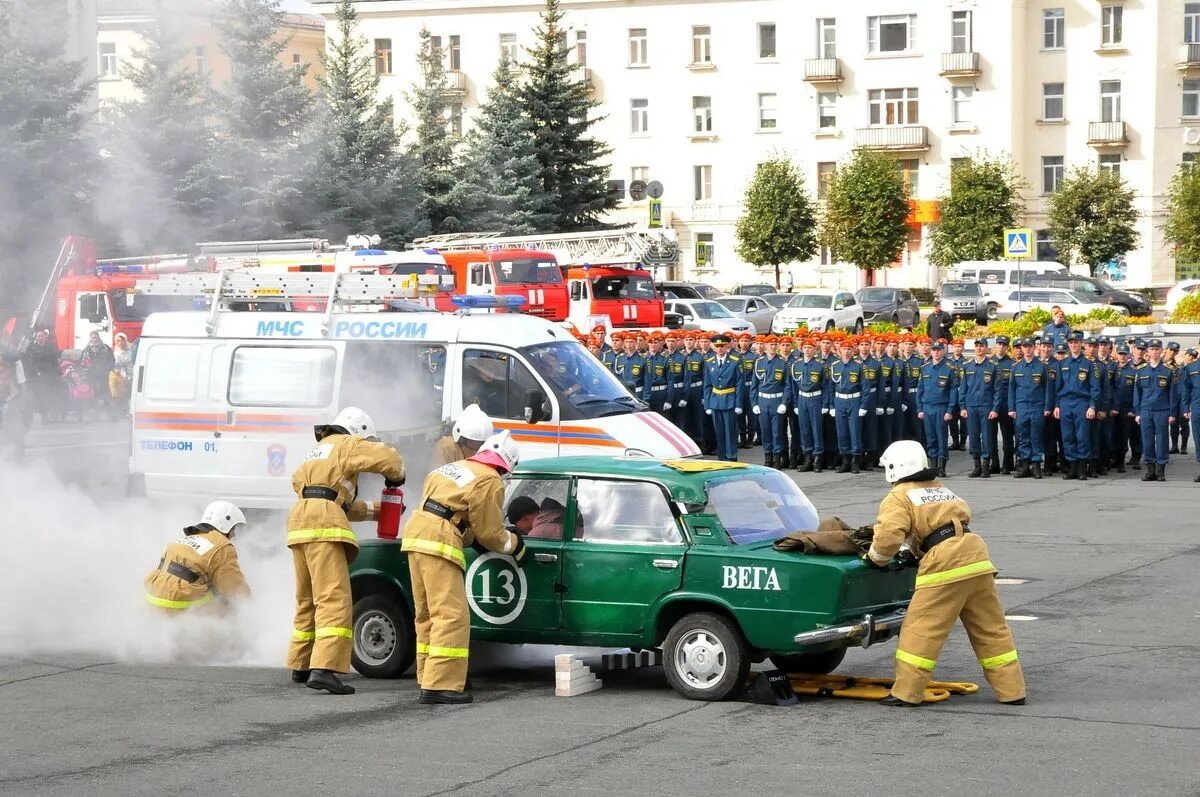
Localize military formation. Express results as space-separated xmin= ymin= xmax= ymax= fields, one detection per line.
xmin=579 ymin=322 xmax=1200 ymax=482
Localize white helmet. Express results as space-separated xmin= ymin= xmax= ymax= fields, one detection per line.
xmin=201 ymin=500 xmax=246 ymax=536
xmin=879 ymin=440 xmax=930 ymax=484
xmin=331 ymin=406 xmax=378 ymax=441
xmin=453 ymin=404 xmax=494 ymax=444
xmin=471 ymin=429 xmax=520 ymax=473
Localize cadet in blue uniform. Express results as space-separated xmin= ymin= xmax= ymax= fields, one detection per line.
xmin=959 ymin=338 xmax=1000 ymax=478
xmin=695 ymin=334 xmax=718 ymax=454
xmin=703 ymin=333 xmax=745 ymax=462
xmin=946 ymin=339 xmax=967 ymax=451
xmin=600 ymin=332 xmax=619 ymax=372
xmin=664 ymin=332 xmax=687 ymax=429
xmin=736 ymin=332 xmax=758 ymax=449
xmin=643 ymin=332 xmax=671 ymax=413
xmin=1166 ymin=341 xmax=1188 ymax=454
xmin=917 ymin=340 xmax=959 ymax=477
xmin=780 ymin=336 xmax=804 ymax=468
xmin=830 ymin=338 xmax=867 ymax=474
xmin=791 ymin=337 xmax=828 ymax=473
xmin=1095 ymin=337 xmax=1117 ymax=475
xmin=1008 ymin=337 xmax=1054 ymax=479
xmin=1180 ymin=347 xmax=1200 ymax=481
xmin=1053 ymin=331 xmax=1101 ymax=481
xmin=878 ymin=336 xmax=901 ymax=454
xmin=988 ymin=336 xmax=1017 ymax=474
xmin=1133 ymin=339 xmax=1178 ymax=482
xmin=1038 ymin=336 xmax=1063 ymax=472
xmin=902 ymin=336 xmax=925 ymax=444
xmin=858 ymin=337 xmax=884 ymax=470
xmin=683 ymin=332 xmax=707 ymax=447
xmin=1110 ymin=345 xmax=1137 ymax=474
xmin=614 ymin=335 xmax=647 ymax=399
xmin=750 ymin=336 xmax=790 ymax=468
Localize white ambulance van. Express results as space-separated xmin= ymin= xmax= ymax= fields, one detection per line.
xmin=128 ymin=273 xmax=699 ymax=509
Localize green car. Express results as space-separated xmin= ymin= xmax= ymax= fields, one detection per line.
xmin=349 ymin=456 xmax=914 ymax=701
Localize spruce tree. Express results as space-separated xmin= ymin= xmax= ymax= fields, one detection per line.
xmin=407 ymin=27 xmax=463 ymax=234
xmin=517 ymin=0 xmax=617 ymax=230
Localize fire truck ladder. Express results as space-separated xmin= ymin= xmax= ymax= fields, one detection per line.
xmin=26 ymin=236 xmax=91 ymax=349
xmin=413 ymin=229 xmax=679 ymax=267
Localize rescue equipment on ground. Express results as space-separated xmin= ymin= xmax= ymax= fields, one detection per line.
xmin=784 ymin=673 xmax=980 ymax=703
xmin=377 ymin=485 xmax=405 ymax=540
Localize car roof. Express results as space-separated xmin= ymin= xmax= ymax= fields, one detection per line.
xmin=718 ymin=295 xmax=755 ymax=301
xmin=512 ymin=455 xmax=766 ymax=504
xmin=789 ymin=288 xmax=842 ymax=296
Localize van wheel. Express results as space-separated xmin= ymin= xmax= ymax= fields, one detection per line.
xmin=351 ymin=593 xmax=415 ymax=678
xmin=663 ymin=612 xmax=751 ymax=701
xmin=768 ymin=647 xmax=847 ymax=675
xmin=853 ymin=319 xmax=864 ymax=334
xmin=987 ymin=303 xmax=999 ymax=321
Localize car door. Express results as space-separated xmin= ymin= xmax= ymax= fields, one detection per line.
xmin=899 ymin=291 xmax=917 ymax=326
xmin=559 ymin=477 xmax=686 ymax=644
xmin=836 ymin=293 xmax=856 ymax=328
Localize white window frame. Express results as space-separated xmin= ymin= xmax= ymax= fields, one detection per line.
xmin=631 ymin=165 xmax=650 ymax=184
xmin=692 ymin=25 xmax=712 ymax=65
xmin=1042 ymin=82 xmax=1065 ymax=121
xmin=575 ymin=30 xmax=587 ymax=66
xmin=951 ymin=10 xmax=972 ymax=53
xmin=817 ymin=162 xmax=836 ymax=199
xmin=630 ymin=98 xmax=650 ymax=134
xmin=1185 ymin=79 xmax=1200 ymax=118
xmin=816 ymin=18 xmax=837 ymax=58
xmin=499 ymin=33 xmax=518 ymax=64
xmin=1101 ymin=5 xmax=1124 ymax=46
xmin=758 ymin=22 xmax=777 ymax=59
xmin=868 ymin=14 xmax=916 ymax=54
xmin=757 ymin=92 xmax=778 ymax=130
xmin=817 ymin=91 xmax=837 ymax=129
xmin=1042 ymin=156 xmax=1065 ymax=194
xmin=628 ymin=28 xmax=648 ymax=66
xmin=446 ymin=35 xmax=461 ymax=71
xmin=695 ymin=233 xmax=715 ymax=267
xmin=1100 ymin=79 xmax=1122 ymax=122
xmin=692 ymin=95 xmax=713 ymax=133
xmin=693 ymin=165 xmax=713 ymax=201
xmin=1043 ymin=8 xmax=1065 ymax=50
xmin=896 ymin=159 xmax=919 ymax=197
xmin=1098 ymin=153 xmax=1122 ymax=176
xmin=868 ymin=87 xmax=919 ymax=126
xmin=98 ymin=42 xmax=118 ymax=78
xmin=951 ymin=85 xmax=973 ymax=124
xmin=1187 ymin=2 xmax=1200 ymax=44
xmin=195 ymin=45 xmax=206 ymax=75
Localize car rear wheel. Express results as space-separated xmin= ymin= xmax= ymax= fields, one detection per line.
xmin=891 ymin=313 xmax=900 ymax=325
xmin=825 ymin=321 xmax=835 ymax=332
xmin=663 ymin=612 xmax=750 ymax=701
xmin=768 ymin=647 xmax=847 ymax=675
xmin=351 ymin=593 xmax=416 ymax=678
xmin=1012 ymin=312 xmax=1023 ymax=321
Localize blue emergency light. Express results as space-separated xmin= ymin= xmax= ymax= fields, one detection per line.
xmin=450 ymin=294 xmax=528 ymax=310
xmin=421 ymin=247 xmax=440 ymax=255
xmin=353 ymin=248 xmax=387 ymax=256
xmin=96 ymin=264 xmax=146 ymax=275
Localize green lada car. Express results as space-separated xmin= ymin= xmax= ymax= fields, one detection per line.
xmin=349 ymin=456 xmax=915 ymax=701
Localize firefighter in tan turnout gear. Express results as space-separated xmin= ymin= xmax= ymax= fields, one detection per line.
xmin=432 ymin=403 xmax=494 ymax=467
xmin=144 ymin=501 xmax=251 ymax=611
xmin=287 ymin=407 xmax=405 ymax=695
xmin=866 ymin=439 xmax=1027 ymax=707
xmin=402 ymin=429 xmax=527 ymax=704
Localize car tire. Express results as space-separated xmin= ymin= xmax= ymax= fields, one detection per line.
xmin=891 ymin=313 xmax=900 ymax=325
xmin=663 ymin=611 xmax=751 ymax=701
xmin=768 ymin=647 xmax=848 ymax=675
xmin=986 ymin=303 xmax=998 ymax=321
xmin=825 ymin=321 xmax=835 ymax=332
xmin=351 ymin=593 xmax=416 ymax=678
xmin=853 ymin=319 xmax=864 ymax=334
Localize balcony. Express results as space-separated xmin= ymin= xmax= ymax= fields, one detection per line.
xmin=854 ymin=125 xmax=930 ymax=151
xmin=1087 ymin=120 xmax=1128 ymax=147
xmin=803 ymin=58 xmax=843 ymax=84
xmin=1178 ymin=42 xmax=1200 ymax=70
xmin=939 ymin=50 xmax=981 ymax=78
xmin=442 ymin=70 xmax=467 ymax=97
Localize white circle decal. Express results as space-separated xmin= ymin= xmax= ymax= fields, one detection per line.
xmin=465 ymin=552 xmax=527 ymax=625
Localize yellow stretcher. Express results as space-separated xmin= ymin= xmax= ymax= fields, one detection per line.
xmin=786 ymin=674 xmax=980 ymax=703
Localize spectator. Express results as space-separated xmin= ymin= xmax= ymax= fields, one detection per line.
xmin=110 ymin=332 xmax=133 ymax=407
xmin=1041 ymin=306 xmax=1071 ymax=348
xmin=926 ymin=299 xmax=953 ymax=344
xmin=22 ymin=329 xmax=61 ymax=420
xmin=80 ymin=331 xmax=114 ymax=408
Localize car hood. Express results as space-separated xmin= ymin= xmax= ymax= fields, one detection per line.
xmin=859 ymin=301 xmax=892 ymax=311
xmin=777 ymin=306 xmax=832 ymax=318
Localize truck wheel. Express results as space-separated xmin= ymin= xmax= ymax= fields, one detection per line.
xmin=351 ymin=593 xmax=415 ymax=678
xmin=768 ymin=647 xmax=847 ymax=675
xmin=663 ymin=612 xmax=750 ymax=701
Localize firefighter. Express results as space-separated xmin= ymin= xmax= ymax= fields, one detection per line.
xmin=144 ymin=500 xmax=251 ymax=612
xmin=402 ymin=430 xmax=526 ymax=704
xmin=287 ymin=407 xmax=405 ymax=695
xmin=866 ymin=440 xmax=1026 ymax=707
xmin=433 ymin=404 xmax=494 ymax=467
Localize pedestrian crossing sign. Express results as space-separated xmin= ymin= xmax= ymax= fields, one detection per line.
xmin=1003 ymin=228 xmax=1033 ymax=259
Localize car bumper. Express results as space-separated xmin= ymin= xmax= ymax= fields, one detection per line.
xmin=793 ymin=608 xmax=907 ymax=649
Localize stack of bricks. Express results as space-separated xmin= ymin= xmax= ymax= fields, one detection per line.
xmin=554 ymin=654 xmax=602 ymax=697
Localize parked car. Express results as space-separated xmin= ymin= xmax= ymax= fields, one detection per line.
xmin=1166 ymin=279 xmax=1200 ymax=315
xmin=771 ymin=289 xmax=864 ymax=334
xmin=664 ymin=299 xmax=754 ymax=334
xmin=761 ymin=293 xmax=794 ymax=310
xmin=656 ymin=281 xmax=724 ymax=301
xmin=994 ymin=288 xmax=1126 ymax=321
xmin=936 ymin=282 xmax=989 ymax=324
xmin=1023 ymin=273 xmax=1152 ymax=316
xmin=728 ymin=283 xmax=775 ymax=298
xmin=948 ymin=261 xmax=1069 ymax=313
xmin=716 ymin=295 xmax=777 ymax=333
xmin=855 ymin=287 xmax=920 ymax=328
xmin=348 ymin=456 xmax=915 ymax=701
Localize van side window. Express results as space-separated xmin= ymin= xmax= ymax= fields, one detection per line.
xmin=145 ymin=344 xmax=201 ymax=401
xmin=229 ymin=346 xmax=335 ymax=407
xmin=979 ymin=269 xmax=1005 ymax=284
xmin=462 ymin=349 xmax=541 ymax=421
xmin=959 ymin=270 xmax=977 ymax=281
xmin=342 ymin=342 xmax=445 ymax=430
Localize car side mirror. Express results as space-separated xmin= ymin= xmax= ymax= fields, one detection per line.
xmin=834 ymin=302 xmax=845 ymax=311
xmin=525 ymin=389 xmax=547 ymax=424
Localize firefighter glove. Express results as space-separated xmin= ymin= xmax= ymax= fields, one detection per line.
xmin=860 ymin=553 xmax=889 ymax=571
xmin=510 ymin=534 xmax=527 ymax=566
xmin=895 ymin=550 xmax=919 ymax=569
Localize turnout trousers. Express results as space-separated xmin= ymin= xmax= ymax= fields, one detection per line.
xmin=892 ymin=574 xmax=1026 ymax=705
xmin=287 ymin=541 xmax=354 ymax=673
xmin=409 ymin=551 xmax=470 ymax=692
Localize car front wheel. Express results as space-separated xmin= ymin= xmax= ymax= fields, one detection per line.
xmin=768 ymin=647 xmax=847 ymax=675
xmin=986 ymin=303 xmax=999 ymax=321
xmin=663 ymin=612 xmax=750 ymax=701
xmin=351 ymin=593 xmax=416 ymax=678
xmin=853 ymin=318 xmax=864 ymax=334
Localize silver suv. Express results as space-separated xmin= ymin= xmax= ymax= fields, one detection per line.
xmin=937 ymin=282 xmax=989 ymax=323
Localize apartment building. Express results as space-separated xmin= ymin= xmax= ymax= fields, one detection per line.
xmin=317 ymin=0 xmax=1200 ymax=290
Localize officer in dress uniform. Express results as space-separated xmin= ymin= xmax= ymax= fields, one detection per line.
xmin=1008 ymin=338 xmax=1053 ymax=479
xmin=703 ymin=333 xmax=745 ymax=462
xmin=791 ymin=337 xmax=829 ymax=473
xmin=830 ymin=338 xmax=867 ymax=474
xmin=959 ymin=338 xmax=1000 ymax=479
xmin=1134 ymin=339 xmax=1178 ymax=482
xmin=988 ymin=336 xmax=1017 ymax=474
xmin=1111 ymin=344 xmax=1137 ymax=474
xmin=1179 ymin=347 xmax=1200 ymax=482
xmin=643 ymin=332 xmax=671 ymax=414
xmin=736 ymin=332 xmax=758 ymax=448
xmin=918 ymin=340 xmax=959 ymax=478
xmin=750 ymin=336 xmax=789 ymax=468
xmin=1054 ymin=331 xmax=1101 ymax=481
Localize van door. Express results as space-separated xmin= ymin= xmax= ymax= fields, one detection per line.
xmin=74 ymin=292 xmax=112 ymax=349
xmin=467 ymin=261 xmax=493 ymax=297
xmin=568 ymin=278 xmax=591 ymax=328
xmin=457 ymin=346 xmax=560 ymax=459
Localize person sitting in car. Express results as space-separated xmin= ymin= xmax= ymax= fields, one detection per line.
xmin=530 ymin=498 xmax=566 ymax=540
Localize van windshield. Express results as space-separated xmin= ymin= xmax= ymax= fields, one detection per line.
xmin=520 ymin=340 xmax=645 ymax=420
xmin=495 ymin=258 xmax=563 ymax=285
xmin=592 ymin=275 xmax=656 ymax=300
xmin=111 ymin=291 xmax=206 ymax=322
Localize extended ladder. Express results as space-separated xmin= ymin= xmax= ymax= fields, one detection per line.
xmin=413 ymin=228 xmax=679 ymax=267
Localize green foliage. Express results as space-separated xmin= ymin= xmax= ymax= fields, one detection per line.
xmin=1046 ymin=166 xmax=1139 ymax=269
xmin=1022 ymin=307 xmax=1052 ymax=327
xmin=517 ymin=0 xmax=617 ymax=230
xmin=407 ymin=26 xmax=464 ymax=235
xmin=735 ymin=157 xmax=818 ymax=289
xmin=866 ymin=321 xmax=900 ymax=335
xmin=928 ymin=152 xmax=1026 ymax=268
xmin=819 ymin=149 xmax=911 ymax=271
xmin=1168 ymin=292 xmax=1200 ymax=323
xmin=1163 ymin=162 xmax=1200 ymax=265
xmin=950 ymin=319 xmax=983 ymax=340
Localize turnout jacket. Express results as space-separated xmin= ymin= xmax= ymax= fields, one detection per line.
xmin=144 ymin=529 xmax=250 ymax=610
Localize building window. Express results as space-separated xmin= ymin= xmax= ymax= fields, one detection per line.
xmin=1098 ymin=153 xmax=1122 ymax=176
xmin=1043 ymin=8 xmax=1065 ymax=50
xmin=692 ymin=25 xmax=712 ymax=64
xmin=1187 ymin=3 xmax=1200 ymax=43
xmin=630 ymin=98 xmax=649 ymax=134
xmin=817 ymin=91 xmax=837 ymax=128
xmin=820 ymin=246 xmax=836 ymax=266
xmin=98 ymin=42 xmax=117 ymax=77
xmin=868 ymin=14 xmax=916 ymax=54
xmin=896 ymin=159 xmax=919 ymax=197
xmin=629 ymin=28 xmax=648 ymax=66
xmin=950 ymin=157 xmax=969 ymax=173
xmin=693 ymin=96 xmax=712 ymax=133
xmin=447 ymin=102 xmax=463 ymax=136
xmin=1042 ymin=82 xmax=1065 ymax=121
xmin=195 ymin=45 xmax=206 ymax=75
xmin=1036 ymin=229 xmax=1060 ymax=262
xmin=575 ymin=30 xmax=587 ymax=66
xmin=817 ymin=161 xmax=836 ymax=199
xmin=951 ymin=85 xmax=973 ymax=124
xmin=951 ymin=10 xmax=972 ymax=53
xmin=1101 ymin=5 xmax=1124 ymax=46
xmin=695 ymin=233 xmax=715 ymax=266
xmin=631 ymin=165 xmax=650 ymax=184
xmin=292 ymin=53 xmax=301 ymax=69
xmin=1184 ymin=152 xmax=1200 ymax=167
xmin=499 ymin=33 xmax=518 ymax=64
xmin=758 ymin=92 xmax=778 ymax=130
xmin=816 ymin=18 xmax=837 ymax=58
xmin=374 ymin=38 xmax=392 ymax=75
xmin=430 ymin=34 xmax=443 ymax=61
xmin=1042 ymin=156 xmax=1065 ymax=194
xmin=758 ymin=23 xmax=777 ymax=59
xmin=694 ymin=165 xmax=713 ymax=201
xmin=868 ymin=87 xmax=919 ymax=125
xmin=1185 ymin=79 xmax=1200 ymax=117
xmin=1100 ymin=80 xmax=1122 ymax=122
xmin=447 ymin=35 xmax=461 ymax=70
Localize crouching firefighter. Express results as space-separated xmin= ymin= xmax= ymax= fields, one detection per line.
xmin=865 ymin=439 xmax=1027 ymax=707
xmin=401 ymin=430 xmax=527 ymax=705
xmin=288 ymin=407 xmax=406 ymax=695
xmin=145 ymin=501 xmax=251 ymax=612
xmin=433 ymin=403 xmax=494 ymax=468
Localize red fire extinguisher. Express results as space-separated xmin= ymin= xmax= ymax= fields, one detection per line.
xmin=377 ymin=485 xmax=405 ymax=539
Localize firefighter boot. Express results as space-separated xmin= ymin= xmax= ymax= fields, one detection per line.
xmin=799 ymin=453 xmax=813 ymax=472
xmin=851 ymin=454 xmax=862 ymax=474
xmin=419 ymin=688 xmax=474 ymax=705
xmin=880 ymin=695 xmax=923 ymax=707
xmin=307 ymin=669 xmax=355 ymax=695
xmin=764 ymin=453 xmax=775 ymax=469
xmin=1079 ymin=461 xmax=1089 ymax=481
xmin=1141 ymin=463 xmax=1156 ymax=482
xmin=988 ymin=455 xmax=1001 ymax=474
xmin=1115 ymin=456 xmax=1126 ymax=474
xmin=778 ymin=453 xmax=792 ymax=469
xmin=1157 ymin=463 xmax=1166 ymax=482
xmin=837 ymin=455 xmax=852 ymax=474
xmin=969 ymin=456 xmax=983 ymax=478
xmin=291 ymin=669 xmax=310 ymax=684
xmin=981 ymin=458 xmax=991 ymax=478
xmin=1032 ymin=461 xmax=1044 ymax=480
xmin=1002 ymin=452 xmax=1015 ymax=475
xmin=1096 ymin=457 xmax=1108 ymax=476
xmin=1192 ymin=472 xmax=1200 ymax=482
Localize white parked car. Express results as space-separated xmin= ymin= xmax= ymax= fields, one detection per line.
xmin=663 ymin=299 xmax=755 ymax=334
xmin=1165 ymin=279 xmax=1200 ymax=315
xmin=770 ymin=289 xmax=864 ymax=334
xmin=995 ymin=288 xmax=1127 ymax=321
xmin=716 ymin=295 xmax=777 ymax=333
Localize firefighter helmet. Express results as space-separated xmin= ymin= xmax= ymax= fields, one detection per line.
xmin=879 ymin=440 xmax=930 ymax=484
xmin=316 ymin=406 xmax=378 ymax=442
xmin=201 ymin=500 xmax=247 ymax=537
xmin=469 ymin=429 xmax=520 ymax=474
xmin=453 ymin=403 xmax=494 ymax=444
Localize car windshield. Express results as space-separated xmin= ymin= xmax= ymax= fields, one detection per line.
xmin=695 ymin=284 xmax=722 ymax=300
xmin=763 ymin=294 xmax=792 ymax=309
xmin=520 ymin=340 xmax=644 ymax=419
xmin=704 ymin=472 xmax=819 ymax=544
xmin=692 ymin=301 xmax=734 ymax=319
xmin=716 ymin=298 xmax=747 ymax=312
xmin=857 ymin=288 xmax=894 ymax=302
xmin=739 ymin=285 xmax=772 ymax=297
xmin=495 ymin=257 xmax=563 ymax=285
xmin=940 ymin=283 xmax=980 ymax=297
xmin=593 ymin=275 xmax=656 ymax=300
xmin=787 ymin=294 xmax=832 ymax=309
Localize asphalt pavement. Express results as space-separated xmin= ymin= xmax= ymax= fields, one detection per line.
xmin=3 ymin=414 xmax=1199 ymax=795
